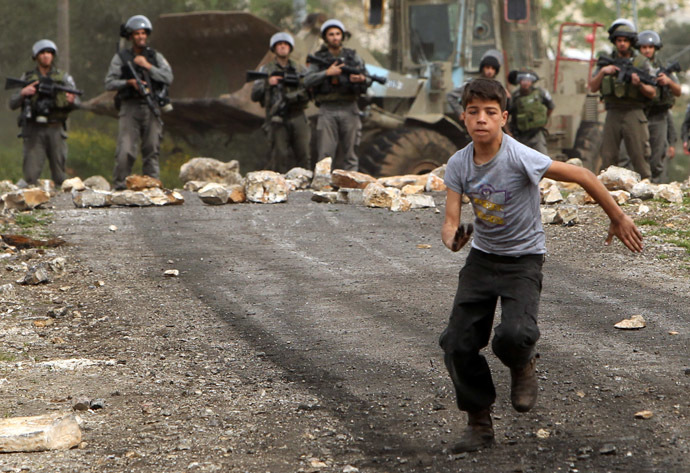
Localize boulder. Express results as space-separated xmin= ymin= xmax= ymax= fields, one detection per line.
xmin=126 ymin=175 xmax=163 ymax=190
xmin=311 ymin=158 xmax=332 ymax=191
xmin=110 ymin=190 xmax=153 ymax=207
xmin=654 ymin=184 xmax=683 ymax=203
xmin=311 ymin=191 xmax=338 ymax=203
xmin=83 ymin=175 xmax=111 ymax=191
xmin=227 ymin=184 xmax=246 ymax=203
xmin=543 ymin=186 xmax=564 ymax=204
xmin=598 ymin=166 xmax=640 ymax=192
xmin=2 ymin=189 xmax=50 ymax=211
xmin=630 ymin=180 xmax=656 ymax=200
xmin=363 ymin=182 xmax=400 ymax=209
xmin=406 ymin=194 xmax=436 ymax=209
xmin=61 ymin=177 xmax=85 ymax=192
xmin=0 ymin=412 xmax=82 ymax=452
xmin=72 ymin=189 xmax=112 ymax=208
xmin=541 ymin=207 xmax=558 ymax=224
xmin=285 ymin=167 xmax=313 ymax=190
xmin=245 ymin=171 xmax=289 ymax=203
xmin=390 ymin=195 xmax=412 ymax=212
xmin=198 ymin=183 xmax=230 ymax=205
xmin=425 ymin=173 xmax=446 ymax=192
xmin=565 ymin=191 xmax=589 ymax=206
xmin=331 ymin=169 xmax=376 ymax=189
xmin=179 ymin=157 xmax=242 ymax=185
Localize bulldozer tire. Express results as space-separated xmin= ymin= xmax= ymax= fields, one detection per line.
xmin=572 ymin=121 xmax=603 ymax=172
xmin=359 ymin=127 xmax=458 ymax=177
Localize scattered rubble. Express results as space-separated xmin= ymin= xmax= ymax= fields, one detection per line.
xmin=61 ymin=177 xmax=85 ymax=192
xmin=245 ymin=171 xmax=289 ymax=204
xmin=179 ymin=157 xmax=242 ymax=186
xmin=2 ymin=188 xmax=50 ymax=211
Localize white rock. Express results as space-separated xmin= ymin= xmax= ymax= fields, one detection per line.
xmin=245 ymin=171 xmax=289 ymax=203
xmin=183 ymin=180 xmax=209 ymax=192
xmin=82 ymin=175 xmax=111 ymax=191
xmin=109 ymin=225 xmax=118 ymax=232
xmin=179 ymin=157 xmax=241 ymax=185
xmin=654 ymin=184 xmax=683 ymax=203
xmin=110 ymin=190 xmax=153 ymax=207
xmin=543 ymin=186 xmax=564 ymax=204
xmin=198 ymin=183 xmax=230 ymax=205
xmin=609 ymin=190 xmax=631 ymax=205
xmin=311 ymin=158 xmax=332 ymax=191
xmin=406 ymin=194 xmax=436 ymax=209
xmin=630 ymin=180 xmax=656 ymax=200
xmin=637 ymin=204 xmax=650 ymax=215
xmin=565 ymin=158 xmax=583 ymax=167
xmin=72 ymin=189 xmax=112 ymax=208
xmin=285 ymin=167 xmax=313 ymax=190
xmin=556 ymin=205 xmax=578 ymax=224
xmin=598 ymin=166 xmax=640 ymax=192
xmin=363 ymin=182 xmax=398 ymax=209
xmin=541 ymin=207 xmax=558 ymax=224
xmin=61 ymin=177 xmax=85 ymax=192
xmin=0 ymin=412 xmax=82 ymax=452
xmin=164 ymin=269 xmax=179 ymax=277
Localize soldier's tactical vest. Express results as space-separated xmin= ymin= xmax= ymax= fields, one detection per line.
xmin=514 ymin=88 xmax=548 ymax=133
xmin=23 ymin=68 xmax=71 ymax=123
xmin=600 ymin=52 xmax=649 ymax=105
xmin=311 ymin=47 xmax=364 ymax=102
xmin=261 ymin=59 xmax=309 ymax=116
xmin=116 ymin=47 xmax=163 ymax=103
xmin=648 ymin=56 xmax=676 ymax=115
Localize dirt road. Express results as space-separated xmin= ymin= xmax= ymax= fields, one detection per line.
xmin=2 ymin=191 xmax=688 ymax=472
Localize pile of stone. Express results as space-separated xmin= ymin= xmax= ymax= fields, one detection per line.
xmin=181 ymin=156 xmax=446 ymax=211
xmin=539 ymin=164 xmax=690 ymax=225
xmin=70 ymin=175 xmax=184 ymax=208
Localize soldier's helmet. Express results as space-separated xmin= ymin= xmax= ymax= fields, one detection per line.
xmin=608 ymin=18 xmax=636 ymax=44
xmin=320 ymin=19 xmax=346 ymax=38
xmin=270 ymin=32 xmax=295 ymax=52
xmin=124 ymin=15 xmax=153 ymax=36
xmin=517 ymin=69 xmax=539 ymax=83
xmin=636 ymin=30 xmax=662 ymax=50
xmin=31 ymin=39 xmax=57 ymax=60
xmin=479 ymin=49 xmax=502 ymax=74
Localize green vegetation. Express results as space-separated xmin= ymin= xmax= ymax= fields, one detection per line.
xmin=0 ymin=352 xmax=16 ymax=362
xmin=14 ymin=211 xmax=53 ymax=229
xmin=635 ymin=218 xmax=659 ymax=226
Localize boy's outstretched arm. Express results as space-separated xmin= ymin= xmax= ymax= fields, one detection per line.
xmin=442 ymin=189 xmax=472 ymax=251
xmin=543 ymin=161 xmax=643 ymax=253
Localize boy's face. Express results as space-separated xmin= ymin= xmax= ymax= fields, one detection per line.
xmin=461 ymin=97 xmax=507 ymax=146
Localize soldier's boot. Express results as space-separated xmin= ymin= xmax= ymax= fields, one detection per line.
xmin=450 ymin=409 xmax=494 ymax=453
xmin=510 ymin=356 xmax=538 ymax=413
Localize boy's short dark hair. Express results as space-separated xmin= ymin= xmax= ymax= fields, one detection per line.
xmin=462 ymin=78 xmax=508 ymax=112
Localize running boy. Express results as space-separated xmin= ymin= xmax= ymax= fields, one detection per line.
xmin=439 ymin=78 xmax=643 ymax=453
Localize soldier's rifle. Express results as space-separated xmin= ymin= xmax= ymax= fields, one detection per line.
xmin=245 ymin=70 xmax=301 ymax=87
xmin=596 ymin=56 xmax=658 ymax=86
xmin=5 ymin=76 xmax=82 ymax=126
xmin=306 ymin=54 xmax=387 ymax=85
xmin=125 ymin=60 xmax=162 ymax=123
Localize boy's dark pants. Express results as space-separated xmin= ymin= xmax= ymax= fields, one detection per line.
xmin=439 ymin=248 xmax=544 ymax=413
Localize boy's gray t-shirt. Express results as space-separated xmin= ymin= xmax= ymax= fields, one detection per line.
xmin=444 ymin=134 xmax=552 ymax=256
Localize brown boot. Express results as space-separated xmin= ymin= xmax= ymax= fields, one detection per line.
xmin=450 ymin=409 xmax=494 ymax=453
xmin=510 ymin=356 xmax=538 ymax=412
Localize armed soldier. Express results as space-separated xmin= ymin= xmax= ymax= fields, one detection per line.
xmin=8 ymin=40 xmax=79 ymax=187
xmin=446 ymin=50 xmax=510 ymax=119
xmin=508 ymin=70 xmax=554 ymax=155
xmin=105 ymin=15 xmax=173 ymax=190
xmin=304 ymin=19 xmax=370 ymax=171
xmin=589 ymin=19 xmax=656 ymax=179
xmin=636 ymin=30 xmax=681 ymax=183
xmin=250 ymin=33 xmax=311 ymax=173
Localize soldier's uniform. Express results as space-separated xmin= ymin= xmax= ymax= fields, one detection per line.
xmin=509 ymin=79 xmax=554 ymax=155
xmin=646 ymin=56 xmax=678 ymax=183
xmin=9 ymin=42 xmax=78 ymax=187
xmin=251 ymin=59 xmax=311 ymax=173
xmin=105 ymin=15 xmax=173 ymax=190
xmin=304 ymin=21 xmax=370 ymax=171
xmin=595 ymin=50 xmax=653 ymax=179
